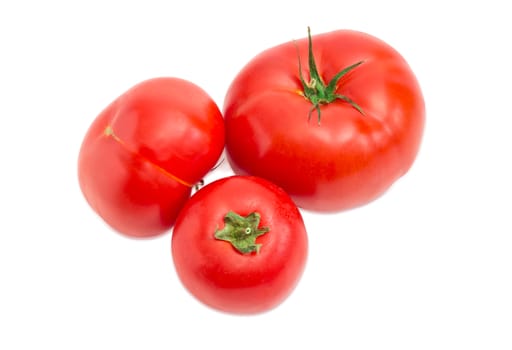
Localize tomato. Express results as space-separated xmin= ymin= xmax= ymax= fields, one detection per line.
xmin=171 ymin=175 xmax=308 ymax=314
xmin=223 ymin=28 xmax=425 ymax=212
xmin=78 ymin=77 xmax=225 ymax=238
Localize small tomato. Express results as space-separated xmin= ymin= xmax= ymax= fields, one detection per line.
xmin=171 ymin=175 xmax=308 ymax=314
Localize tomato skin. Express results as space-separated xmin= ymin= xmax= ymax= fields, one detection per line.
xmin=78 ymin=77 xmax=225 ymax=237
xmin=224 ymin=30 xmax=425 ymax=212
xmin=171 ymin=175 xmax=308 ymax=314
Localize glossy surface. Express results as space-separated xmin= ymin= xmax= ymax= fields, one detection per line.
xmin=78 ymin=77 xmax=225 ymax=237
xmin=224 ymin=30 xmax=425 ymax=211
xmin=171 ymin=176 xmax=308 ymax=314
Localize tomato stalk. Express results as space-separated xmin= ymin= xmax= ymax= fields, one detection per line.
xmin=297 ymin=27 xmax=365 ymax=124
xmin=215 ymin=211 xmax=269 ymax=254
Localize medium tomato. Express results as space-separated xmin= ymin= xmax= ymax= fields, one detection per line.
xmin=78 ymin=77 xmax=225 ymax=238
xmin=224 ymin=28 xmax=425 ymax=212
xmin=171 ymin=175 xmax=308 ymax=314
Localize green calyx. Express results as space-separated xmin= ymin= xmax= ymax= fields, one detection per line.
xmin=297 ymin=27 xmax=365 ymax=124
xmin=214 ymin=211 xmax=269 ymax=255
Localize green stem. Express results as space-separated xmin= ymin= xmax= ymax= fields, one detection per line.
xmin=214 ymin=211 xmax=269 ymax=254
xmin=297 ymin=27 xmax=365 ymax=124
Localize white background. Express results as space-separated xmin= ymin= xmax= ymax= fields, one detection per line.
xmin=1 ymin=0 xmax=511 ymax=349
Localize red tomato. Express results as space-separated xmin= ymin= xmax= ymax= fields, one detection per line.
xmin=171 ymin=175 xmax=308 ymax=314
xmin=224 ymin=28 xmax=425 ymax=212
xmin=78 ymin=77 xmax=225 ymax=238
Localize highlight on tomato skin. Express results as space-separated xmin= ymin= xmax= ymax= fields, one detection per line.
xmin=171 ymin=175 xmax=308 ymax=315
xmin=223 ymin=28 xmax=425 ymax=212
xmin=78 ymin=77 xmax=225 ymax=238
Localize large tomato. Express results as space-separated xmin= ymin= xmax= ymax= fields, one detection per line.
xmin=171 ymin=175 xmax=308 ymax=314
xmin=78 ymin=77 xmax=225 ymax=238
xmin=223 ymin=28 xmax=425 ymax=212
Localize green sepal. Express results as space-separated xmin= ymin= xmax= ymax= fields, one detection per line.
xmin=214 ymin=211 xmax=270 ymax=255
xmin=297 ymin=27 xmax=365 ymax=124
